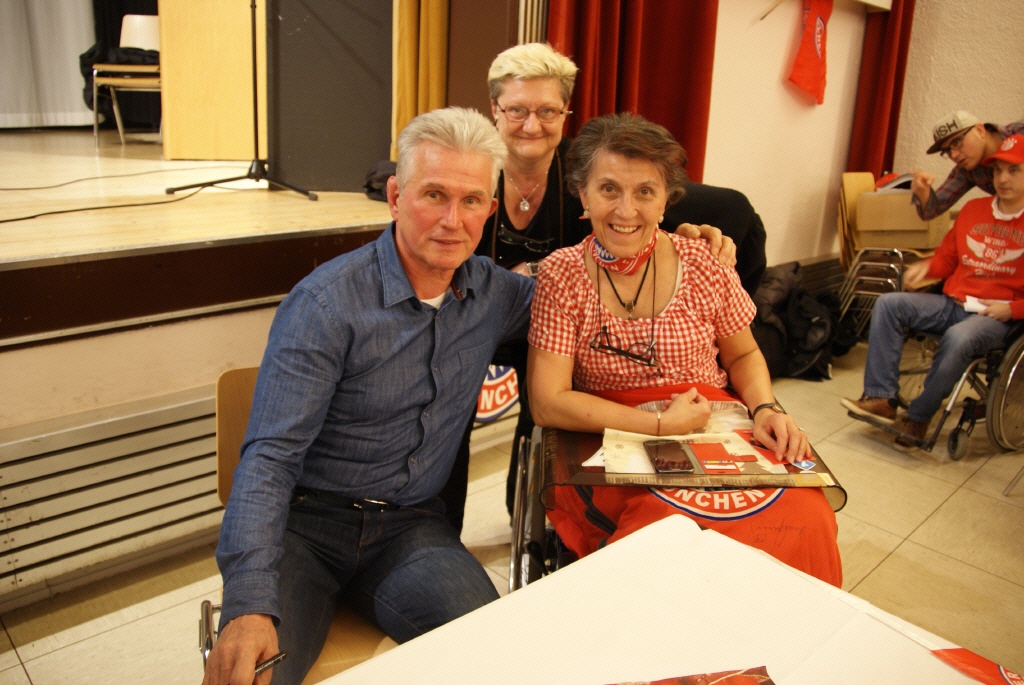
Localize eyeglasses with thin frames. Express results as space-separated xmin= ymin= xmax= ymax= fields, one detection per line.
xmin=497 ymin=226 xmax=553 ymax=254
xmin=940 ymin=130 xmax=970 ymax=158
xmin=496 ymin=104 xmax=571 ymax=124
xmin=589 ymin=324 xmax=658 ymax=367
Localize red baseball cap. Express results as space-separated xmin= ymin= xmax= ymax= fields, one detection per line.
xmin=983 ymin=134 xmax=1024 ymax=166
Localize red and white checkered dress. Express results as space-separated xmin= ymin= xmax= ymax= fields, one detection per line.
xmin=528 ymin=231 xmax=756 ymax=390
xmin=528 ymin=232 xmax=843 ymax=587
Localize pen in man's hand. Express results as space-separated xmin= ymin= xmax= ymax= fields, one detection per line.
xmin=254 ymin=651 xmax=287 ymax=676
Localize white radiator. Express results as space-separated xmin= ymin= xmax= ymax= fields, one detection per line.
xmin=0 ymin=386 xmax=223 ymax=612
xmin=0 ymin=385 xmax=519 ymax=612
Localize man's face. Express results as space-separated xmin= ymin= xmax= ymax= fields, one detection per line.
xmin=941 ymin=124 xmax=986 ymax=170
xmin=387 ymin=142 xmax=498 ymax=281
xmin=992 ymin=160 xmax=1024 ymax=208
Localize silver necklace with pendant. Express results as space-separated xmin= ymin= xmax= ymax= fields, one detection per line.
xmin=506 ymin=173 xmax=544 ymax=212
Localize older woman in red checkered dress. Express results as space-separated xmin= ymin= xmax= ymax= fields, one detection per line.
xmin=527 ymin=113 xmax=842 ymax=586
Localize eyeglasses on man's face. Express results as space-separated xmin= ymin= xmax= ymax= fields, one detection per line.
xmin=498 ymin=226 xmax=553 ymax=254
xmin=496 ymin=104 xmax=571 ymax=124
xmin=940 ymin=130 xmax=970 ymax=158
xmin=589 ymin=326 xmax=658 ymax=367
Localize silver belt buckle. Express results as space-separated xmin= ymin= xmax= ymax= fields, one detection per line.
xmin=354 ymin=498 xmax=391 ymax=510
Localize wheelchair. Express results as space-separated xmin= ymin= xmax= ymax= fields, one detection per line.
xmin=508 ymin=427 xmax=557 ymax=591
xmin=847 ymin=322 xmax=1024 ymax=462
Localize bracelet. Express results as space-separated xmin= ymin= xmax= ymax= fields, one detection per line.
xmin=656 ymin=410 xmax=662 ymax=436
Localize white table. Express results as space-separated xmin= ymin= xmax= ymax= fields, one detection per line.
xmin=322 ymin=516 xmax=984 ymax=684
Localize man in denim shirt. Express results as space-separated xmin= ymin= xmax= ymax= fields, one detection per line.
xmin=201 ymin=107 xmax=533 ymax=685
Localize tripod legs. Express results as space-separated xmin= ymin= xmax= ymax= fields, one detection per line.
xmin=165 ymin=160 xmax=318 ymax=200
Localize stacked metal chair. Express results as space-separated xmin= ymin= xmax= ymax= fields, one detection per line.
xmin=838 ymin=247 xmax=908 ymax=341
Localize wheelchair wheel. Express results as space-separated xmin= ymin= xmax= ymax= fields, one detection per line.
xmin=947 ymin=428 xmax=969 ymax=461
xmin=509 ymin=427 xmax=549 ymax=591
xmin=986 ymin=334 xmax=1024 ymax=450
xmin=897 ymin=335 xmax=937 ymax=407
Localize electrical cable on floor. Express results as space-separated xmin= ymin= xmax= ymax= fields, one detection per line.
xmin=0 ymin=166 xmax=246 ymax=191
xmin=0 ymin=186 xmax=208 ymax=224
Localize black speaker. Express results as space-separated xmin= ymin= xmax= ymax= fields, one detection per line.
xmin=266 ymin=1 xmax=392 ymax=192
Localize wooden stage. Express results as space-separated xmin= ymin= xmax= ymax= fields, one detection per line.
xmin=0 ymin=128 xmax=393 ymax=345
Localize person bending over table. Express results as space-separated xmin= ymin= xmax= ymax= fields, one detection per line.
xmin=527 ymin=113 xmax=842 ymax=587
xmin=202 ymin=107 xmax=533 ymax=685
xmin=442 ymin=42 xmax=763 ymax=531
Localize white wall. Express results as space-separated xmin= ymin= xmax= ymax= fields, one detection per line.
xmin=704 ymin=0 xmax=866 ymax=266
xmin=706 ymin=0 xmax=1024 ymax=267
xmin=0 ymin=309 xmax=275 ymax=428
xmin=893 ymin=0 xmax=1024 ymax=212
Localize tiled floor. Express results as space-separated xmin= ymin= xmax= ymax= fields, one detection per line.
xmin=1 ymin=342 xmax=1022 ymax=683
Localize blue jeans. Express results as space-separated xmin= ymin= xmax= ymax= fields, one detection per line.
xmin=271 ymin=493 xmax=499 ymax=684
xmin=864 ymin=292 xmax=1012 ymax=423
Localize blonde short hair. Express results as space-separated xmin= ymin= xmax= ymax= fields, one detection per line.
xmin=396 ymin=107 xmax=508 ymax=196
xmin=487 ymin=43 xmax=579 ymax=104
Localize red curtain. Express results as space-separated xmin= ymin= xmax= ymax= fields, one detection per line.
xmin=547 ymin=0 xmax=718 ymax=182
xmin=846 ymin=0 xmax=916 ymax=177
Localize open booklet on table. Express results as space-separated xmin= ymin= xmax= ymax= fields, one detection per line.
xmin=542 ymin=400 xmax=847 ymax=511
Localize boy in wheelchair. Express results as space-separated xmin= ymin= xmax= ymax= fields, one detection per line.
xmin=842 ymin=134 xmax=1024 ymax=449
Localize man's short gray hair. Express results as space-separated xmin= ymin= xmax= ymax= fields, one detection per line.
xmin=487 ymin=43 xmax=579 ymax=104
xmin=396 ymin=107 xmax=508 ymax=195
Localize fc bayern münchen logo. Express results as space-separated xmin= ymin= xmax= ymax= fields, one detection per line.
xmin=650 ymin=486 xmax=785 ymax=520
xmin=476 ymin=365 xmax=519 ymax=423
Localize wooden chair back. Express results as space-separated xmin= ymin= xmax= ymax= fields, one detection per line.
xmin=211 ymin=366 xmax=395 ymax=682
xmin=214 ymin=367 xmax=259 ymax=506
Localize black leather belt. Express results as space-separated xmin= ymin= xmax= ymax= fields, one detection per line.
xmin=292 ymin=487 xmax=401 ymax=511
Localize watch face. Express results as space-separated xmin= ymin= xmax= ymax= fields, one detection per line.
xmin=755 ymin=402 xmax=784 ymax=418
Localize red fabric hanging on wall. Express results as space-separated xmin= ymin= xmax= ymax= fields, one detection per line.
xmin=846 ymin=0 xmax=916 ymax=177
xmin=547 ymin=0 xmax=717 ymax=182
xmin=788 ymin=0 xmax=833 ymax=104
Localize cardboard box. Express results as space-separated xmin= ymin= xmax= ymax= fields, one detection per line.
xmin=853 ymin=228 xmax=947 ymax=250
xmin=855 ymin=190 xmax=951 ymax=249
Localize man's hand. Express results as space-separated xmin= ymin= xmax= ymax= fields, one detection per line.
xmin=911 ymin=171 xmax=934 ymax=207
xmin=903 ymin=259 xmax=932 ymax=290
xmin=674 ymin=223 xmax=738 ymax=268
xmin=507 ymin=261 xmax=533 ymax=277
xmin=979 ymin=300 xmax=1013 ymax=322
xmin=201 ymin=614 xmax=279 ymax=685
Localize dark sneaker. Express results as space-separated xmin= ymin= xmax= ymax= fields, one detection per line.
xmin=894 ymin=415 xmax=928 ymax=450
xmin=841 ymin=396 xmax=896 ymax=424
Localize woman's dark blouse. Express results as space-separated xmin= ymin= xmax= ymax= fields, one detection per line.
xmin=477 ymin=139 xmax=588 ymax=268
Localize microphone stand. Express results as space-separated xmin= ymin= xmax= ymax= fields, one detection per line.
xmin=166 ymin=0 xmax=317 ymax=200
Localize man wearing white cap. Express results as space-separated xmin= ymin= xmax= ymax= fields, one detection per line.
xmin=911 ymin=110 xmax=1024 ymax=220
xmin=844 ymin=134 xmax=1024 ymax=449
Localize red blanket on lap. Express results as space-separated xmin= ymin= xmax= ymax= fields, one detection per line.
xmin=546 ymin=384 xmax=843 ymax=587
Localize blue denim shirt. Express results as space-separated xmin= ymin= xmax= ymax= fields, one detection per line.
xmin=216 ymin=225 xmax=533 ymax=625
